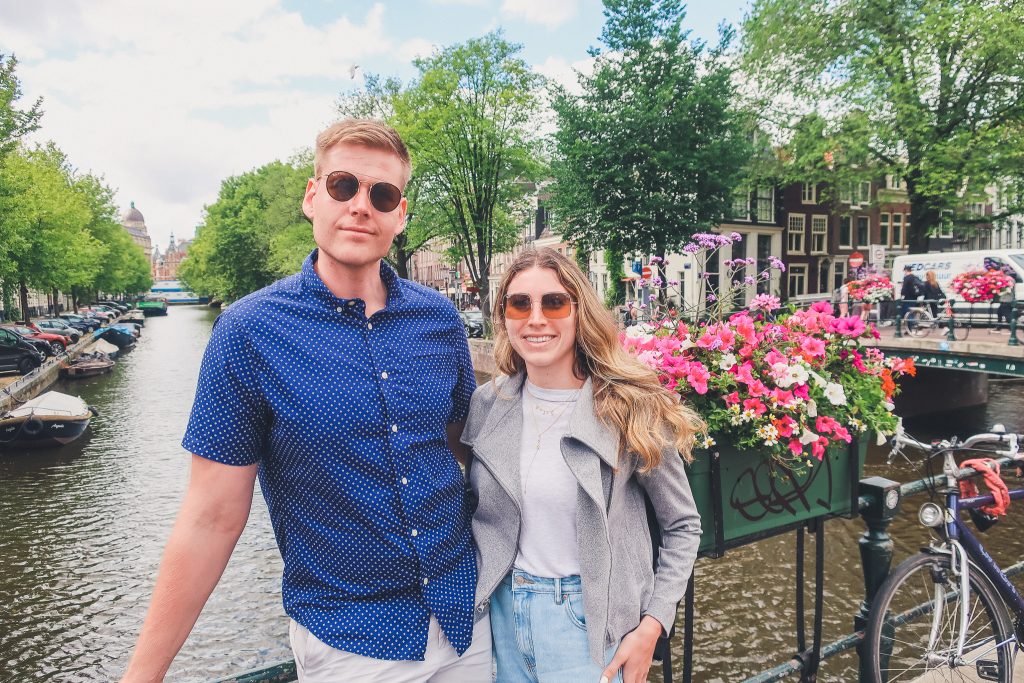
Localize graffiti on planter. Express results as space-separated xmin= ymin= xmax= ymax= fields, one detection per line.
xmin=729 ymin=455 xmax=834 ymax=522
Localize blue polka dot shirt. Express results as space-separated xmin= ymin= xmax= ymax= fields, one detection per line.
xmin=182 ymin=250 xmax=478 ymax=661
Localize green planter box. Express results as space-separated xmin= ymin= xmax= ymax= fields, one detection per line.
xmin=686 ymin=437 xmax=867 ymax=557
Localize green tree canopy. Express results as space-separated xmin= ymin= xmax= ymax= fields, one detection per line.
xmin=550 ymin=0 xmax=752 ymax=262
xmin=179 ymin=159 xmax=312 ymax=302
xmin=742 ymin=0 xmax=1024 ymax=253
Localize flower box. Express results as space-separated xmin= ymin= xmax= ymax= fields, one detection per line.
xmin=686 ymin=437 xmax=867 ymax=557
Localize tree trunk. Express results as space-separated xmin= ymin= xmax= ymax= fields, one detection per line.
xmin=907 ymin=194 xmax=939 ymax=255
xmin=52 ymin=288 xmax=60 ymax=315
xmin=19 ymin=280 xmax=30 ymax=324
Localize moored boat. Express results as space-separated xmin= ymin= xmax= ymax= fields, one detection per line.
xmin=124 ymin=309 xmax=146 ymax=326
xmin=60 ymin=352 xmax=115 ymax=379
xmin=94 ymin=326 xmax=137 ymax=349
xmin=137 ymin=297 xmax=168 ymax=317
xmin=0 ymin=391 xmax=95 ymax=450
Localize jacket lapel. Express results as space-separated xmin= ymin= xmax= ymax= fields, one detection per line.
xmin=470 ymin=374 xmax=526 ymax=504
xmin=562 ymin=378 xmax=619 ymax=515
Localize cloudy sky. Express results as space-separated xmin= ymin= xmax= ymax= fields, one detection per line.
xmin=3 ymin=0 xmax=749 ymax=251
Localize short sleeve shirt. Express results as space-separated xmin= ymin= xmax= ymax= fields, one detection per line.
xmin=182 ymin=250 xmax=477 ymax=660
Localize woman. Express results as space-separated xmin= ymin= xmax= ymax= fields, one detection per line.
xmin=461 ymin=248 xmax=703 ymax=683
xmin=922 ymin=270 xmax=944 ymax=317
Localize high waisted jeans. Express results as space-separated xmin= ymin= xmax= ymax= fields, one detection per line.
xmin=490 ymin=569 xmax=621 ymax=683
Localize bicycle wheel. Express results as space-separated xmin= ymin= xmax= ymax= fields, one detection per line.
xmin=864 ymin=551 xmax=1014 ymax=683
xmin=904 ymin=310 xmax=935 ymax=337
xmin=951 ymin=317 xmax=970 ymax=341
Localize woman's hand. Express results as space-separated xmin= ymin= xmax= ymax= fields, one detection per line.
xmin=600 ymin=615 xmax=664 ymax=683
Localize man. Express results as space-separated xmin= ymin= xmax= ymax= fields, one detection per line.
xmin=122 ymin=119 xmax=489 ymax=682
xmin=900 ymin=265 xmax=924 ymax=328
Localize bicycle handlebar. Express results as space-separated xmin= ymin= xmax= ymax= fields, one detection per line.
xmin=888 ymin=421 xmax=1022 ymax=466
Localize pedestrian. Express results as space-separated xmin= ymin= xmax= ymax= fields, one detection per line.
xmin=996 ymin=287 xmax=1013 ymax=331
xmin=900 ymin=265 xmax=924 ymax=325
xmin=922 ymin=270 xmax=944 ymax=317
xmin=121 ymin=119 xmax=490 ymax=682
xmin=462 ymin=247 xmax=703 ymax=683
xmin=835 ymin=276 xmax=853 ymax=317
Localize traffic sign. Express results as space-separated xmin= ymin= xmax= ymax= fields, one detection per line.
xmin=848 ymin=251 xmax=865 ymax=268
xmin=641 ymin=265 xmax=653 ymax=279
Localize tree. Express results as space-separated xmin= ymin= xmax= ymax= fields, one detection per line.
xmin=181 ymin=159 xmax=311 ymax=302
xmin=0 ymin=54 xmax=43 ymax=160
xmin=742 ymin=0 xmax=1024 ymax=253
xmin=550 ymin=0 xmax=752 ymax=265
xmin=400 ymin=33 xmax=545 ymax=319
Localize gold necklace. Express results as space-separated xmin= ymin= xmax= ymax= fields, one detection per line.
xmin=522 ymin=385 xmax=579 ymax=489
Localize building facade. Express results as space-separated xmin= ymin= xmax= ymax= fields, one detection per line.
xmin=120 ymin=201 xmax=153 ymax=261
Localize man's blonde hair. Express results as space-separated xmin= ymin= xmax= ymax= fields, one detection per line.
xmin=314 ymin=118 xmax=412 ymax=187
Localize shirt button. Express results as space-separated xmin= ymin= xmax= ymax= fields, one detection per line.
xmin=391 ymin=424 xmax=398 ymax=433
xmin=401 ymin=477 xmax=408 ymax=485
xmin=423 ymin=578 xmax=429 ymax=586
xmin=367 ymin=322 xmax=373 ymax=330
xmin=335 ymin=306 xmax=343 ymax=313
xmin=381 ymin=371 xmax=388 ymax=379
xmin=411 ymin=529 xmax=418 ymax=537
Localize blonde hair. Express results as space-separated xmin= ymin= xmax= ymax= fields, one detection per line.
xmin=925 ymin=270 xmax=938 ymax=287
xmin=492 ymin=248 xmax=705 ymax=470
xmin=314 ymin=118 xmax=411 ymax=187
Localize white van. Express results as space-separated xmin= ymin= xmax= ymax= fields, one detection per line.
xmin=891 ymin=249 xmax=1024 ymax=305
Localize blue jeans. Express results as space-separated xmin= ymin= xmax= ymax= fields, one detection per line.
xmin=490 ymin=569 xmax=621 ymax=683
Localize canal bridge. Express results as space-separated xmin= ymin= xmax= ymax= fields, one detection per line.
xmin=868 ymin=326 xmax=1024 ymax=377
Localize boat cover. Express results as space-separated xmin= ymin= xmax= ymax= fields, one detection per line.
xmin=91 ymin=339 xmax=120 ymax=355
xmin=6 ymin=392 xmax=90 ymax=418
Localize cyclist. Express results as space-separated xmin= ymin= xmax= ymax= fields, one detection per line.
xmin=921 ymin=270 xmax=944 ymax=317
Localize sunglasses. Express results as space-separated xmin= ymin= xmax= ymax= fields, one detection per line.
xmin=503 ymin=292 xmax=577 ymax=320
xmin=317 ymin=170 xmax=404 ymax=213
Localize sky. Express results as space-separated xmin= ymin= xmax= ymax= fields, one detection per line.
xmin=2 ymin=0 xmax=751 ymax=251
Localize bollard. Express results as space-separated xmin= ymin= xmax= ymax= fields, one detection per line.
xmin=855 ymin=477 xmax=901 ymax=683
xmin=893 ymin=302 xmax=902 ymax=339
xmin=1009 ymin=300 xmax=1019 ymax=347
xmin=946 ymin=298 xmax=957 ymax=342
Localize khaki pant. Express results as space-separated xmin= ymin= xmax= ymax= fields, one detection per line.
xmin=289 ymin=616 xmax=492 ymax=682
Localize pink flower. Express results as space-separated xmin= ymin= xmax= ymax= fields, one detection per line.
xmin=772 ymin=415 xmax=798 ymax=438
xmin=810 ymin=301 xmax=833 ymax=314
xmin=792 ymin=384 xmax=811 ymax=400
xmin=732 ymin=361 xmax=756 ymax=386
xmin=743 ymin=398 xmax=767 ymax=416
xmin=686 ymin=362 xmax=710 ymax=395
xmin=788 ymin=439 xmax=804 ymax=457
xmin=747 ymin=380 xmax=769 ymax=397
xmin=724 ymin=391 xmax=741 ymax=405
xmin=769 ymin=388 xmax=796 ymax=408
xmin=749 ymin=294 xmax=781 ymax=312
xmin=831 ymin=316 xmax=866 ymax=337
xmin=800 ymin=337 xmax=826 ymax=358
xmin=811 ymin=437 xmax=829 ymax=460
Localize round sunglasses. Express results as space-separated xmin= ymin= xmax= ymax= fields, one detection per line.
xmin=317 ymin=170 xmax=404 ymax=213
xmin=503 ymin=292 xmax=577 ymax=320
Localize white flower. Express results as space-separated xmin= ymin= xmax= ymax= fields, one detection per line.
xmin=701 ymin=435 xmax=716 ymax=448
xmin=624 ymin=325 xmax=646 ymax=339
xmin=719 ymin=353 xmax=737 ymax=371
xmin=799 ymin=428 xmax=820 ymax=445
xmin=824 ymin=383 xmax=847 ymax=406
xmin=772 ymin=362 xmax=794 ymax=388
xmin=756 ymin=424 xmax=779 ymax=446
xmin=806 ymin=399 xmax=818 ymax=418
xmin=806 ymin=368 xmax=827 ymax=387
xmin=678 ymin=338 xmax=696 ymax=351
xmin=876 ymin=431 xmax=888 ymax=446
xmin=785 ymin=364 xmax=810 ymax=387
xmin=883 ymin=401 xmax=895 ymax=412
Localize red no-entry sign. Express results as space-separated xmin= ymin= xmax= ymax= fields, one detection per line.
xmin=641 ymin=265 xmax=653 ymax=279
xmin=848 ymin=251 xmax=865 ymax=268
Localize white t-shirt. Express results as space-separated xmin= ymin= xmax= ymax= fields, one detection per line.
xmin=514 ymin=380 xmax=581 ymax=578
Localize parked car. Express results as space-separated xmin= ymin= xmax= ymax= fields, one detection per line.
xmin=459 ymin=310 xmax=484 ymax=338
xmin=95 ymin=300 xmax=130 ymax=313
xmin=79 ymin=307 xmax=114 ymax=321
xmin=0 ymin=327 xmax=44 ymax=375
xmin=33 ymin=319 xmax=82 ymax=344
xmin=1 ymin=324 xmax=67 ymax=357
xmin=60 ymin=313 xmax=102 ymax=331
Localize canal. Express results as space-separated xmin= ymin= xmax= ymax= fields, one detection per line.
xmin=1 ymin=305 xmax=1022 ymax=681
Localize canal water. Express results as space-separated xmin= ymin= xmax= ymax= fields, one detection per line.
xmin=1 ymin=304 xmax=1022 ymax=682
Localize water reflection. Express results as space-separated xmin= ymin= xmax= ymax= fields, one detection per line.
xmin=2 ymin=320 xmax=1022 ymax=681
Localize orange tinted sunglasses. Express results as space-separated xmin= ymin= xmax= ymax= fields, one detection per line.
xmin=503 ymin=292 xmax=577 ymax=320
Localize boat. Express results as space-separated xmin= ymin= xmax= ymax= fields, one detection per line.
xmin=60 ymin=352 xmax=115 ymax=379
xmin=124 ymin=309 xmax=146 ymax=326
xmin=148 ymin=280 xmax=208 ymax=305
xmin=93 ymin=326 xmax=136 ymax=350
xmin=136 ymin=297 xmax=168 ymax=317
xmin=0 ymin=391 xmax=95 ymax=450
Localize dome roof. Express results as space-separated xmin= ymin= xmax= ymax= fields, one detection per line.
xmin=122 ymin=200 xmax=145 ymax=224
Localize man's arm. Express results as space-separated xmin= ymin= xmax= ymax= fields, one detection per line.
xmin=121 ymin=455 xmax=258 ymax=682
xmin=447 ymin=421 xmax=469 ymax=468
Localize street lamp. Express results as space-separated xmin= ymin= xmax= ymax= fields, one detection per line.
xmin=449 ymin=268 xmax=459 ymax=307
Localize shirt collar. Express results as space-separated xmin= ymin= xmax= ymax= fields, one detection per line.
xmin=301 ymin=249 xmax=405 ymax=309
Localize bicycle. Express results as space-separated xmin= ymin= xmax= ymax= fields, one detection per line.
xmin=902 ymin=298 xmax=974 ymax=341
xmin=863 ymin=424 xmax=1024 ymax=682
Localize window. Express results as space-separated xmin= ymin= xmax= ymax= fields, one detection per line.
xmin=892 ymin=214 xmax=903 ymax=247
xmin=818 ymin=262 xmax=830 ymax=293
xmin=788 ymin=265 xmax=807 ymax=297
xmin=840 ymin=183 xmax=852 ymax=204
xmin=756 ymin=186 xmax=774 ymax=223
xmin=858 ymin=181 xmax=871 ymax=206
xmin=839 ymin=216 xmax=852 ymax=249
xmin=731 ymin=188 xmax=750 ymax=221
xmin=731 ymin=234 xmax=748 ymax=307
xmin=856 ymin=216 xmax=869 ymax=248
xmin=885 ymin=174 xmax=906 ymax=191
xmin=756 ymin=235 xmax=773 ymax=294
xmin=676 ymin=272 xmax=685 ymax=302
xmin=703 ymin=253 xmax=720 ymax=305
xmin=880 ymin=213 xmax=890 ymax=246
xmin=833 ymin=260 xmax=848 ymax=292
xmin=810 ymin=215 xmax=828 ymax=254
xmin=802 ymin=182 xmax=816 ymax=204
xmin=787 ymin=214 xmax=805 ymax=253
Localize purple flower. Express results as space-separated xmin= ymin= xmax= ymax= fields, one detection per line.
xmin=730 ymin=232 xmax=742 ymax=241
xmin=749 ymin=293 xmax=781 ymax=312
xmin=649 ymin=256 xmax=663 ymax=264
xmin=744 ymin=276 xmax=756 ymax=285
xmin=683 ymin=243 xmax=700 ymax=254
xmin=706 ymin=294 xmax=718 ymax=302
xmin=649 ymin=294 xmax=658 ymax=302
xmin=668 ymin=279 xmax=680 ymax=286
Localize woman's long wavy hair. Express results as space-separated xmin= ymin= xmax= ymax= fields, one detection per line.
xmin=492 ymin=248 xmax=705 ymax=470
